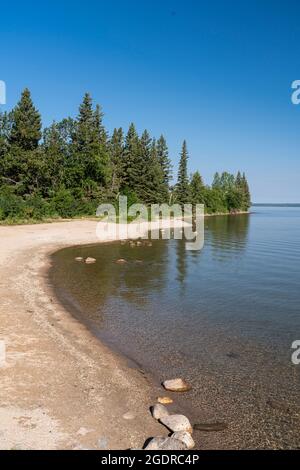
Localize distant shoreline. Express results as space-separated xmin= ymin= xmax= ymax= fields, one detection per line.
xmin=252 ymin=203 xmax=300 ymax=207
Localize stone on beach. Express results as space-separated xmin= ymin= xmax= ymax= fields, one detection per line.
xmin=172 ymin=431 xmax=195 ymax=449
xmin=144 ymin=437 xmax=187 ymax=451
xmin=85 ymin=257 xmax=96 ymax=264
xmin=151 ymin=404 xmax=169 ymax=420
xmin=160 ymin=414 xmax=193 ymax=434
xmin=162 ymin=378 xmax=192 ymax=392
xmin=157 ymin=396 xmax=173 ymax=405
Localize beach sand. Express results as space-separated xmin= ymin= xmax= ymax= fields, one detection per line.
xmin=0 ymin=219 xmax=184 ymax=450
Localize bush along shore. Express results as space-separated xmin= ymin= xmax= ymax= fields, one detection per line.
xmin=0 ymin=89 xmax=251 ymax=223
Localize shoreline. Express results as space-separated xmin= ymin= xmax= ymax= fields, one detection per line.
xmin=0 ymin=219 xmax=194 ymax=450
xmin=0 ymin=210 xmax=250 ymax=227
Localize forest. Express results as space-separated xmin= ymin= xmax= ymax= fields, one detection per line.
xmin=0 ymin=89 xmax=251 ymax=222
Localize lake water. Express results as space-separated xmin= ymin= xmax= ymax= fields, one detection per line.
xmin=50 ymin=206 xmax=300 ymax=449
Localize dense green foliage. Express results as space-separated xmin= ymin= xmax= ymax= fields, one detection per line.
xmin=0 ymin=89 xmax=251 ymax=222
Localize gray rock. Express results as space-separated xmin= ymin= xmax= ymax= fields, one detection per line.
xmin=144 ymin=437 xmax=166 ymax=450
xmin=162 ymin=378 xmax=191 ymax=392
xmin=160 ymin=414 xmax=193 ymax=433
xmin=172 ymin=431 xmax=195 ymax=449
xmin=151 ymin=404 xmax=169 ymax=420
xmin=144 ymin=437 xmax=187 ymax=450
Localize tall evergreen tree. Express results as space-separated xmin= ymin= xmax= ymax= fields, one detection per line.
xmin=71 ymin=93 xmax=111 ymax=192
xmin=190 ymin=171 xmax=205 ymax=204
xmin=242 ymin=172 xmax=251 ymax=209
xmin=122 ymin=123 xmax=142 ymax=196
xmin=175 ymin=140 xmax=190 ymax=204
xmin=212 ymin=172 xmax=221 ymax=189
xmin=109 ymin=127 xmax=124 ymax=195
xmin=9 ymin=88 xmax=42 ymax=150
xmin=156 ymin=135 xmax=172 ymax=187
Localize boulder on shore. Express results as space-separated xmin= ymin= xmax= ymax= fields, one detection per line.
xmin=172 ymin=431 xmax=195 ymax=449
xmin=159 ymin=414 xmax=193 ymax=434
xmin=162 ymin=378 xmax=192 ymax=392
xmin=144 ymin=437 xmax=187 ymax=451
xmin=151 ymin=404 xmax=169 ymax=420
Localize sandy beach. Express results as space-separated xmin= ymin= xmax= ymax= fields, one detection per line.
xmin=0 ymin=219 xmax=181 ymax=450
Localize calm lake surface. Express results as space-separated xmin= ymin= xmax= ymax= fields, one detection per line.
xmin=50 ymin=206 xmax=300 ymax=449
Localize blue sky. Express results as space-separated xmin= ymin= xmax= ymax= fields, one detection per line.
xmin=1 ymin=0 xmax=300 ymax=202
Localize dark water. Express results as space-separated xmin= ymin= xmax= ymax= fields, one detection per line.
xmin=50 ymin=207 xmax=300 ymax=449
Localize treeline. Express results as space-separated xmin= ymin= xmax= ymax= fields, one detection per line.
xmin=0 ymin=89 xmax=251 ymax=221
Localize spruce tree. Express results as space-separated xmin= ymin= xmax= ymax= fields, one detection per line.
xmin=142 ymin=138 xmax=167 ymax=204
xmin=242 ymin=172 xmax=251 ymax=209
xmin=109 ymin=127 xmax=124 ymax=195
xmin=175 ymin=140 xmax=190 ymax=204
xmin=212 ymin=172 xmax=221 ymax=189
xmin=156 ymin=135 xmax=172 ymax=188
xmin=71 ymin=93 xmax=111 ymax=192
xmin=9 ymin=88 xmax=42 ymax=150
xmin=122 ymin=123 xmax=142 ymax=196
xmin=190 ymin=171 xmax=205 ymax=204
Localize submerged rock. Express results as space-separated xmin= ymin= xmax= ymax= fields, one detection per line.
xmin=172 ymin=431 xmax=195 ymax=449
xmin=144 ymin=437 xmax=187 ymax=451
xmin=85 ymin=257 xmax=96 ymax=264
xmin=162 ymin=378 xmax=192 ymax=392
xmin=75 ymin=257 xmax=84 ymax=262
xmin=115 ymin=258 xmax=127 ymax=264
xmin=157 ymin=396 xmax=173 ymax=405
xmin=194 ymin=422 xmax=228 ymax=432
xmin=160 ymin=414 xmax=193 ymax=434
xmin=151 ymin=404 xmax=169 ymax=420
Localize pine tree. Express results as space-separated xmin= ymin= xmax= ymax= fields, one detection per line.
xmin=242 ymin=172 xmax=251 ymax=209
xmin=190 ymin=171 xmax=205 ymax=204
xmin=212 ymin=172 xmax=221 ymax=189
xmin=9 ymin=88 xmax=42 ymax=150
xmin=71 ymin=94 xmax=111 ymax=192
xmin=175 ymin=140 xmax=190 ymax=204
xmin=122 ymin=123 xmax=142 ymax=197
xmin=109 ymin=127 xmax=124 ymax=195
xmin=142 ymin=138 xmax=167 ymax=204
xmin=235 ymin=171 xmax=242 ymax=188
xmin=156 ymin=135 xmax=172 ymax=188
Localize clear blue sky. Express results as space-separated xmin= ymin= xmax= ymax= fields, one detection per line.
xmin=1 ymin=0 xmax=300 ymax=202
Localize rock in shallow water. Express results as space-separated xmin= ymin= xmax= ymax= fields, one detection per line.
xmin=151 ymin=404 xmax=169 ymax=420
xmin=172 ymin=431 xmax=195 ymax=449
xmin=75 ymin=257 xmax=84 ymax=262
xmin=144 ymin=437 xmax=187 ymax=450
xmin=162 ymin=378 xmax=191 ymax=392
xmin=160 ymin=414 xmax=193 ymax=433
xmin=115 ymin=258 xmax=127 ymax=264
xmin=85 ymin=257 xmax=96 ymax=264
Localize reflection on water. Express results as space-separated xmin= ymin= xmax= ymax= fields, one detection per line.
xmin=50 ymin=208 xmax=300 ymax=449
